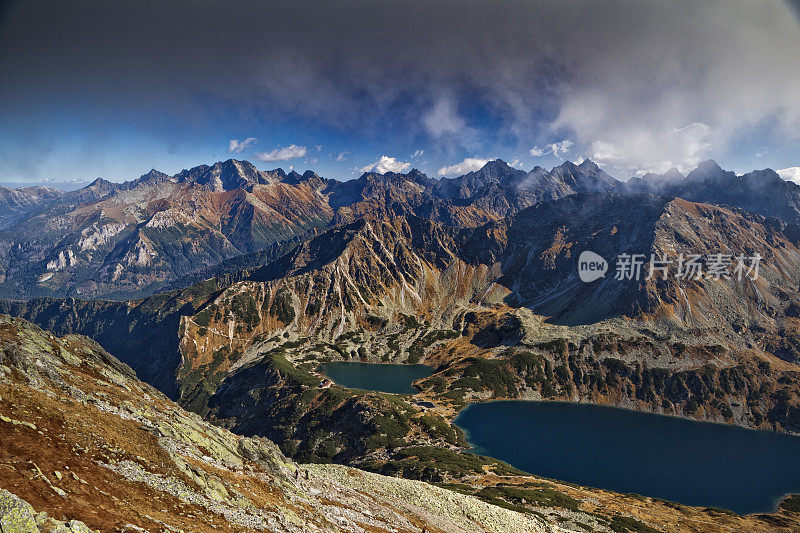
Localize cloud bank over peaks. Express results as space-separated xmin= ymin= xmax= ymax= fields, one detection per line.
xmin=437 ymin=157 xmax=494 ymax=176
xmin=360 ymin=156 xmax=411 ymax=174
xmin=255 ymin=144 xmax=308 ymax=162
xmin=530 ymin=140 xmax=573 ymax=157
xmin=587 ymin=122 xmax=712 ymax=176
xmin=778 ymin=167 xmax=800 ymax=184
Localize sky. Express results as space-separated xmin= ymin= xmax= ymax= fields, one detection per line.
xmin=1 ymin=0 xmax=800 ymax=189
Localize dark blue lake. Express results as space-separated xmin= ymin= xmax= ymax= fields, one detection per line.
xmin=319 ymin=362 xmax=433 ymax=394
xmin=454 ymin=400 xmax=800 ymax=514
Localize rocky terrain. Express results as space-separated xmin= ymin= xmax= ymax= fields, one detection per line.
xmin=3 ymin=190 xmax=800 ymax=465
xmin=0 ymin=185 xmax=62 ymax=230
xmin=3 ymin=158 xmax=800 ymax=530
xmin=3 ymin=315 xmax=799 ymax=532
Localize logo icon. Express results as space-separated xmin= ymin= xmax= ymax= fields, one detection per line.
xmin=578 ymin=251 xmax=608 ymax=282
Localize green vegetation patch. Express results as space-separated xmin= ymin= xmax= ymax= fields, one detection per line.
xmin=270 ymin=288 xmax=296 ymax=324
xmin=606 ymin=515 xmax=660 ymax=533
xmin=476 ymin=485 xmax=580 ymax=512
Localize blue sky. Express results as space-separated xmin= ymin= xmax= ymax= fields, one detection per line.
xmin=1 ymin=1 xmax=800 ymax=189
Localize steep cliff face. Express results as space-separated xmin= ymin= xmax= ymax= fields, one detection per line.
xmin=0 ymin=279 xmax=226 ymax=397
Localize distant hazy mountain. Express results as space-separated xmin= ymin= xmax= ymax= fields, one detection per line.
xmin=0 ymin=184 xmax=62 ymax=229
xmin=619 ymin=159 xmax=800 ymax=224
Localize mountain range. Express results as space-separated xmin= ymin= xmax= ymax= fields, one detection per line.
xmin=3 ymin=157 xmax=799 ymax=301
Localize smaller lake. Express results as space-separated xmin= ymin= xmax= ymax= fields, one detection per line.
xmin=319 ymin=362 xmax=433 ymax=394
xmin=454 ymin=401 xmax=800 ymax=514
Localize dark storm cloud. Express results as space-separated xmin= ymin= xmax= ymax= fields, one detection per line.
xmin=1 ymin=0 xmax=800 ymax=176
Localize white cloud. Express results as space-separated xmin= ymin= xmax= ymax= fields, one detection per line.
xmin=552 ymin=2 xmax=800 ymax=178
xmin=255 ymin=144 xmax=308 ymax=162
xmin=589 ymin=122 xmax=711 ymax=176
xmin=437 ymin=157 xmax=492 ymax=176
xmin=550 ymin=140 xmax=573 ymax=156
xmin=778 ymin=167 xmax=800 ymax=184
xmin=335 ymin=151 xmax=349 ymax=162
xmin=360 ymin=156 xmax=411 ymax=174
xmin=423 ymin=97 xmax=468 ymax=138
xmin=529 ymin=139 xmax=573 ymax=158
xmin=228 ymin=137 xmax=257 ymax=153
xmin=529 ymin=147 xmax=545 ymax=157
xmin=411 ymin=149 xmax=424 ymax=159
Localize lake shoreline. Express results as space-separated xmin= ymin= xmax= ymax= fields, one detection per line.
xmin=452 ymin=399 xmax=800 ymax=515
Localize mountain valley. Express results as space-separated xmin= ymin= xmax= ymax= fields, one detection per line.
xmin=2 ymin=158 xmax=800 ymax=531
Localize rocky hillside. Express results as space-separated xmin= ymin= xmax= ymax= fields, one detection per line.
xmin=0 ymin=160 xmax=333 ymax=299
xmin=0 ymin=314 xmax=569 ymax=532
xmin=5 ymin=157 xmax=800 ymax=301
xmin=4 ymin=315 xmax=799 ymax=532
xmin=5 ymin=193 xmax=800 ymax=447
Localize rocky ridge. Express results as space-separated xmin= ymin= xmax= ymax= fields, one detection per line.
xmin=0 ymin=158 xmax=620 ymax=299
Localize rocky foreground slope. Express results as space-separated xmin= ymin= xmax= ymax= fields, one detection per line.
xmin=0 ymin=314 xmax=563 ymax=532
xmin=2 ymin=315 xmax=799 ymax=532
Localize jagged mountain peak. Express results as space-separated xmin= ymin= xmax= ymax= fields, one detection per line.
xmin=685 ymin=159 xmax=731 ymax=183
xmin=480 ymin=158 xmax=512 ymax=171
xmin=87 ymin=177 xmax=117 ymax=188
xmin=173 ymin=158 xmax=269 ymax=192
xmin=616 ymin=160 xmax=800 ymax=224
xmin=127 ymin=168 xmax=173 ymax=189
xmin=548 ymin=158 xmax=618 ymax=192
xmin=356 ymin=167 xmax=432 ymax=183
xmin=663 ymin=167 xmax=684 ymax=181
xmin=695 ymin=158 xmax=723 ymax=172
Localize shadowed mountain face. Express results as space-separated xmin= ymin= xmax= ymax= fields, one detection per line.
xmin=3 ymin=157 xmax=800 ymax=530
xmin=4 ymin=165 xmax=800 ymax=511
xmin=459 ymin=193 xmax=800 ymax=328
xmin=0 ymin=314 xmax=564 ymax=532
xmin=434 ymin=159 xmax=618 ymax=217
xmin=619 ymin=159 xmax=800 ymax=224
xmin=5 ymin=192 xmax=800 ymax=398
